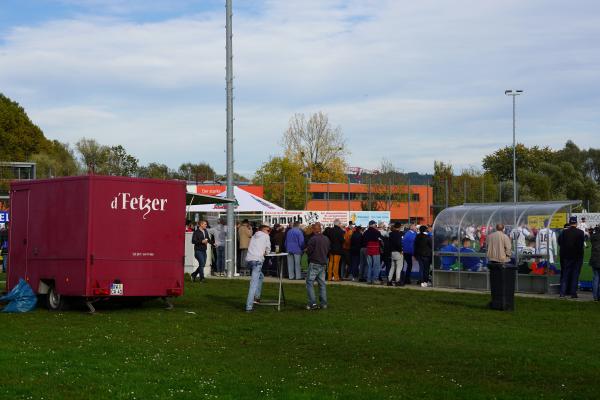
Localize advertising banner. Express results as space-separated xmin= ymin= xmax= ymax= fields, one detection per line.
xmin=349 ymin=211 xmax=391 ymax=227
xmin=263 ymin=211 xmax=349 ymax=227
xmin=0 ymin=211 xmax=8 ymax=223
xmin=527 ymin=213 xmax=567 ymax=229
xmin=573 ymin=213 xmax=600 ymax=227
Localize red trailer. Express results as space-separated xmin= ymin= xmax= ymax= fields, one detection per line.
xmin=7 ymin=175 xmax=186 ymax=311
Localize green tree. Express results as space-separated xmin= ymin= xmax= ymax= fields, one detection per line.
xmin=0 ymin=94 xmax=48 ymax=162
xmin=253 ymin=157 xmax=305 ymax=209
xmin=482 ymin=144 xmax=555 ymax=182
xmin=176 ymin=162 xmax=216 ymax=182
xmin=106 ymin=145 xmax=139 ymax=176
xmin=138 ymin=163 xmax=174 ymax=179
xmin=75 ymin=138 xmax=110 ymax=173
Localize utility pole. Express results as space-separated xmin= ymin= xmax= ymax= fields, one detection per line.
xmin=225 ymin=0 xmax=235 ymax=278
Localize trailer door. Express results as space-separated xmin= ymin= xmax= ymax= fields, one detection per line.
xmin=8 ymin=189 xmax=30 ymax=289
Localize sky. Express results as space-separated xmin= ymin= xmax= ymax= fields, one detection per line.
xmin=1 ymin=0 xmax=599 ymax=177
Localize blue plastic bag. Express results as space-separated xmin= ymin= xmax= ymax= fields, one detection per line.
xmin=0 ymin=278 xmax=37 ymax=312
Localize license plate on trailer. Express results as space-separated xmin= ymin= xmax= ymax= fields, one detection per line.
xmin=110 ymin=283 xmax=124 ymax=295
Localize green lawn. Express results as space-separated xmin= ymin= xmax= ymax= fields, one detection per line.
xmin=1 ymin=279 xmax=599 ymax=399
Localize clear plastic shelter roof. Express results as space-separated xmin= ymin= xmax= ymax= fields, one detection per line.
xmin=432 ymin=201 xmax=581 ymax=249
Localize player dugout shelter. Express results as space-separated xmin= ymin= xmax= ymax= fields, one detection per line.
xmin=432 ymin=201 xmax=581 ymax=294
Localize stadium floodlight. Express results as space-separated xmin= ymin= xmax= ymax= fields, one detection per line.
xmin=505 ymin=90 xmax=524 ymax=205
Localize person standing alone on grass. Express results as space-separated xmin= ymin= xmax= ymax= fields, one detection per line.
xmin=486 ymin=224 xmax=512 ymax=265
xmin=245 ymin=225 xmax=272 ymax=312
xmin=414 ymin=225 xmax=432 ymax=287
xmin=191 ymin=221 xmax=209 ymax=282
xmin=589 ymin=225 xmax=600 ymax=301
xmin=305 ymin=222 xmax=330 ymax=310
xmin=285 ymin=221 xmax=305 ymax=280
xmin=558 ymin=216 xmax=585 ymax=299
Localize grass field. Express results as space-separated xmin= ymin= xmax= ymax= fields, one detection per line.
xmin=1 ymin=277 xmax=599 ymax=400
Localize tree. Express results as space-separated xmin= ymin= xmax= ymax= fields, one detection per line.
xmin=282 ymin=112 xmax=347 ymax=182
xmin=482 ymin=144 xmax=555 ymax=182
xmin=253 ymin=157 xmax=305 ymax=209
xmin=138 ymin=163 xmax=174 ymax=179
xmin=76 ymin=138 xmax=110 ymax=173
xmin=106 ymin=145 xmax=139 ymax=177
xmin=176 ymin=162 xmax=216 ymax=182
xmin=0 ymin=93 xmax=48 ymax=162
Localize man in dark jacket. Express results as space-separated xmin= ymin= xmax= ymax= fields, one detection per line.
xmin=191 ymin=220 xmax=210 ymax=282
xmin=350 ymin=226 xmax=363 ymax=281
xmin=363 ymin=220 xmax=383 ymax=284
xmin=589 ymin=226 xmax=600 ymax=301
xmin=326 ymin=219 xmax=346 ymax=281
xmin=305 ymin=223 xmax=330 ymax=310
xmin=414 ymin=225 xmax=432 ymax=287
xmin=558 ymin=216 xmax=585 ymax=298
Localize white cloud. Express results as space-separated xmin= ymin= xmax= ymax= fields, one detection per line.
xmin=1 ymin=0 xmax=599 ymax=177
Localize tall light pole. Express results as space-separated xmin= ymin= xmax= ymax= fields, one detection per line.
xmin=225 ymin=0 xmax=235 ymax=278
xmin=505 ymin=89 xmax=523 ymax=205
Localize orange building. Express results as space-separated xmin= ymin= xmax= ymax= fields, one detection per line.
xmin=305 ymin=183 xmax=433 ymax=224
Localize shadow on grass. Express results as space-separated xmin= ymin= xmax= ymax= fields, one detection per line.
xmin=434 ymin=298 xmax=492 ymax=311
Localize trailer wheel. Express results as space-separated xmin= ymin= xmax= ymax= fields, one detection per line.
xmin=46 ymin=285 xmax=67 ymax=311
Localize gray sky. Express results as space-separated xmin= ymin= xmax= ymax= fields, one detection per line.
xmin=1 ymin=0 xmax=599 ymax=176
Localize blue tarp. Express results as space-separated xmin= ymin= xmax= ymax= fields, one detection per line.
xmin=0 ymin=278 xmax=37 ymax=313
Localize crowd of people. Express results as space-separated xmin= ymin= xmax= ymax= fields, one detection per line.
xmin=187 ymin=214 xmax=600 ymax=307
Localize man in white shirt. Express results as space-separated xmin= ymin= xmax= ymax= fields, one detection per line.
xmin=245 ymin=225 xmax=272 ymax=312
xmin=578 ymin=217 xmax=590 ymax=241
xmin=510 ymin=224 xmax=531 ymax=253
xmin=536 ymin=223 xmax=558 ymax=264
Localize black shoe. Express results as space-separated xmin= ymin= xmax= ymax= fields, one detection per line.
xmin=386 ymin=282 xmax=393 ymax=286
xmin=570 ymin=295 xmax=579 ymax=299
xmin=191 ymin=274 xmax=196 ymax=282
xmin=306 ymin=304 xmax=319 ymax=310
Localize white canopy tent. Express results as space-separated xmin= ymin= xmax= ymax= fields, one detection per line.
xmin=187 ymin=186 xmax=284 ymax=213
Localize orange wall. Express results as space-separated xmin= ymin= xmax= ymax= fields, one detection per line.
xmin=306 ymin=183 xmax=433 ymax=224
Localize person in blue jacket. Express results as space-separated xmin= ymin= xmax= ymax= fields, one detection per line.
xmin=440 ymin=237 xmax=459 ymax=270
xmin=399 ymin=224 xmax=417 ymax=285
xmin=460 ymin=238 xmax=482 ymax=272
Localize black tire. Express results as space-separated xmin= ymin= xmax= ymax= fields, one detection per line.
xmin=46 ymin=284 xmax=67 ymax=311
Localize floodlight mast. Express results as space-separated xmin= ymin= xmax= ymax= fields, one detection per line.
xmin=505 ymin=89 xmax=523 ymax=208
xmin=225 ymin=0 xmax=235 ymax=278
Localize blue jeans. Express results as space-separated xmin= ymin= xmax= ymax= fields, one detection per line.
xmin=306 ymin=263 xmax=327 ymax=307
xmin=367 ymin=254 xmax=381 ymax=283
xmin=560 ymin=258 xmax=583 ymax=296
xmin=2 ymin=254 xmax=6 ymax=273
xmin=192 ymin=250 xmax=206 ymax=280
xmin=592 ymin=268 xmax=600 ymax=301
xmin=245 ymin=260 xmax=264 ymax=311
xmin=216 ymin=246 xmax=225 ymax=273
xmin=287 ymin=253 xmax=302 ymax=279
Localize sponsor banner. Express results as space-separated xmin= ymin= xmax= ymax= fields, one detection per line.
xmin=191 ymin=185 xmax=264 ymax=197
xmin=573 ymin=213 xmax=600 ymax=227
xmin=527 ymin=213 xmax=567 ymax=229
xmin=350 ymin=211 xmax=391 ymax=227
xmin=263 ymin=211 xmax=349 ymax=227
xmin=0 ymin=211 xmax=8 ymax=223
